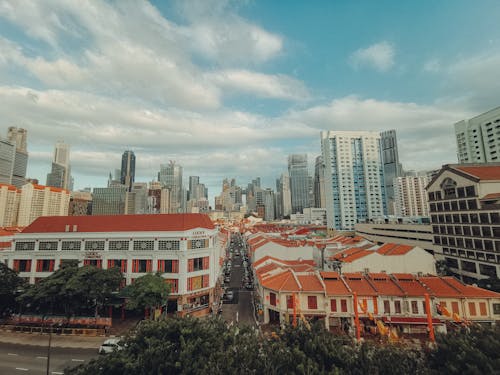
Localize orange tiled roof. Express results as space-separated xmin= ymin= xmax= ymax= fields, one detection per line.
xmin=367 ymin=273 xmax=405 ymax=296
xmin=418 ymin=276 xmax=462 ymax=297
xmin=0 ymin=183 xmax=20 ymax=192
xmin=331 ymin=248 xmax=372 ymax=262
xmin=343 ymin=273 xmax=378 ymax=296
xmin=321 ymin=272 xmax=351 ymax=296
xmin=455 ymin=165 xmax=500 ymax=180
xmin=296 ymin=274 xmax=323 ymax=292
xmin=261 ymin=269 xmax=301 ymax=292
xmin=376 ymin=243 xmax=414 ymax=255
xmin=392 ymin=274 xmax=429 ymax=296
xmin=22 ymin=213 xmax=214 ymax=233
xmin=442 ymin=277 xmax=500 ymax=298
xmin=480 ymin=192 xmax=500 ymax=200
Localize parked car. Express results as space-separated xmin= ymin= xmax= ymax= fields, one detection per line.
xmin=225 ymin=290 xmax=234 ymax=300
xmin=245 ymin=283 xmax=253 ymax=290
xmin=99 ymin=338 xmax=124 ymax=354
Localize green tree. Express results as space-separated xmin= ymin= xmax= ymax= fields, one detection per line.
xmin=123 ymin=273 xmax=170 ymax=318
xmin=0 ymin=262 xmax=25 ymax=317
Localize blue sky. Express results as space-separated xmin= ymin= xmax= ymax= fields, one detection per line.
xmin=0 ymin=0 xmax=499 ymax=200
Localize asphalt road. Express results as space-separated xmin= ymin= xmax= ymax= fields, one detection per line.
xmin=0 ymin=342 xmax=97 ymax=374
xmin=221 ymin=236 xmax=256 ymax=326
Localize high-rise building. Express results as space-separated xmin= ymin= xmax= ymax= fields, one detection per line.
xmin=321 ymin=131 xmax=386 ymax=231
xmin=254 ymin=187 xmax=275 ymax=221
xmin=120 ymin=150 xmax=136 ymax=191
xmin=427 ymin=163 xmax=500 ymax=283
xmin=393 ymin=172 xmax=430 ymax=217
xmin=46 ymin=141 xmax=72 ymax=191
xmin=455 ymin=106 xmax=500 ymax=163
xmin=125 ymin=182 xmax=148 ymax=214
xmin=216 ymin=178 xmax=242 ymax=212
xmin=0 ymin=139 xmax=15 ymax=185
xmin=17 ymin=183 xmax=70 ymax=226
xmin=314 ymin=155 xmax=326 ymax=209
xmin=69 ymin=191 xmax=92 ymax=216
xmin=158 ymin=161 xmax=183 ymax=213
xmin=6 ymin=127 xmax=28 ymax=189
xmin=92 ymin=186 xmax=127 ymax=215
xmin=288 ymin=154 xmax=310 ymax=214
xmin=275 ymin=172 xmax=292 ymax=219
xmin=0 ymin=183 xmax=20 ymax=226
xmin=380 ymin=130 xmax=403 ymax=215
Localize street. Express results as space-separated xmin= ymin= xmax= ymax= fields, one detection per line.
xmin=221 ymin=235 xmax=256 ymax=327
xmin=0 ymin=342 xmax=97 ymax=374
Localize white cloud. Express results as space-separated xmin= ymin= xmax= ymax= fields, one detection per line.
xmin=207 ymin=69 xmax=310 ymax=101
xmin=423 ymin=59 xmax=441 ymax=73
xmin=350 ymin=41 xmax=395 ymax=72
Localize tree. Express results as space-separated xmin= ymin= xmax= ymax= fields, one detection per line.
xmin=0 ymin=262 xmax=25 ymax=318
xmin=123 ymin=273 xmax=170 ymax=318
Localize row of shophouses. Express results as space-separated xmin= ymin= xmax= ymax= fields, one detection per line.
xmin=0 ymin=213 xmax=229 ymax=317
xmin=253 ymin=256 xmax=500 ymax=335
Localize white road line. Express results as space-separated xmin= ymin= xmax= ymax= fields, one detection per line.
xmin=8 ymin=353 xmax=19 ymax=356
xmin=71 ymin=359 xmax=85 ymax=362
xmin=15 ymin=368 xmax=29 ymax=371
xmin=52 ymin=372 xmax=64 ymax=375
xmin=36 ymin=356 xmax=47 ymax=359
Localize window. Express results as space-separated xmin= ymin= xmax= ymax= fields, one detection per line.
xmin=188 ymin=257 xmax=209 ymax=272
xmin=307 ymin=296 xmax=318 ymax=309
xmin=15 ymin=242 xmax=35 ymax=251
xmin=469 ymin=302 xmax=476 ymax=316
xmin=39 ymin=241 xmax=58 ymax=251
xmin=109 ymin=241 xmax=129 ymax=251
xmin=85 ymin=241 xmax=105 ymax=251
xmin=394 ymin=301 xmax=402 ymax=314
xmin=465 ymin=186 xmax=475 ymax=197
xmin=479 ymin=302 xmax=487 ymax=316
xmin=411 ymin=301 xmax=419 ymax=314
xmin=270 ymin=292 xmax=277 ymax=306
xmin=107 ymin=259 xmax=127 ymax=273
xmin=83 ymin=259 xmax=102 ymax=268
xmin=479 ymin=264 xmax=497 ymax=277
xmin=383 ymin=300 xmax=390 ymax=314
xmin=36 ymin=259 xmax=55 ymax=272
xmin=188 ymin=239 xmax=209 ymax=250
xmin=157 ymin=259 xmax=179 ymax=273
xmin=165 ymin=279 xmax=178 ymax=293
xmin=133 ymin=240 xmax=154 ymax=251
xmin=286 ymin=295 xmax=294 ymax=309
xmin=187 ymin=275 xmax=209 ymax=291
xmin=132 ymin=259 xmax=152 ymax=273
xmin=340 ymin=299 xmax=348 ymax=313
xmin=12 ymin=259 xmax=32 ymax=272
xmin=451 ymin=301 xmax=459 ymax=314
xmin=461 ymin=260 xmax=477 ymax=273
xmin=158 ymin=240 xmax=180 ymax=251
xmin=330 ymin=299 xmax=337 ymax=312
xmin=62 ymin=241 xmax=81 ymax=251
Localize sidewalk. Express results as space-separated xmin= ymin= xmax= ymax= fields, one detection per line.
xmin=0 ymin=330 xmax=104 ymax=348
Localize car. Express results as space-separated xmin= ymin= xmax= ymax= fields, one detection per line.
xmin=225 ymin=290 xmax=234 ymax=300
xmin=245 ymin=283 xmax=253 ymax=290
xmin=224 ymin=276 xmax=231 ymax=283
xmin=99 ymin=338 xmax=123 ymax=354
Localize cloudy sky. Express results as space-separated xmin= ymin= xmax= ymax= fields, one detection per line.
xmin=1 ymin=0 xmax=499 ymax=200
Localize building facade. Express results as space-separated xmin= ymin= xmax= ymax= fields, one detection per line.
xmin=288 ymin=154 xmax=310 ymax=214
xmin=92 ymin=186 xmax=127 ymax=215
xmin=394 ymin=173 xmax=430 ymax=217
xmin=321 ymin=131 xmax=386 ymax=231
xmin=314 ymin=155 xmax=326 ymax=209
xmin=0 ymin=183 xmax=20 ymax=226
xmin=158 ymin=161 xmax=183 ymax=213
xmin=380 ymin=130 xmax=403 ymax=215
xmin=427 ymin=164 xmax=500 ymax=282
xmin=1 ymin=214 xmax=225 ymax=317
xmin=6 ymin=127 xmax=28 ymax=189
xmin=455 ymin=106 xmax=500 ymax=163
xmin=121 ymin=150 xmax=136 ymax=191
xmin=17 ymin=183 xmax=70 ymax=227
xmin=46 ymin=141 xmax=72 ymax=191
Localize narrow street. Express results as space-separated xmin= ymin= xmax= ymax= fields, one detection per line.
xmin=221 ymin=234 xmax=256 ymax=327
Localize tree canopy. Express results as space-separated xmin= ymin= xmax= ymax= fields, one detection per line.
xmin=18 ymin=262 xmax=122 ymax=317
xmin=123 ymin=272 xmax=170 ymax=315
xmin=66 ymin=317 xmax=500 ymax=375
xmin=0 ymin=262 xmax=25 ymax=317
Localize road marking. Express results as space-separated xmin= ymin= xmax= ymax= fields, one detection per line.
xmin=15 ymin=368 xmax=29 ymax=371
xmin=52 ymin=372 xmax=64 ymax=374
xmin=36 ymin=356 xmax=48 ymax=359
xmin=8 ymin=353 xmax=18 ymax=356
xmin=71 ymin=359 xmax=85 ymax=362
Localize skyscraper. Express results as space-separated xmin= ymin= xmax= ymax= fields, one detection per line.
xmin=288 ymin=154 xmax=310 ymax=214
xmin=158 ymin=161 xmax=183 ymax=213
xmin=455 ymin=106 xmax=500 ymax=163
xmin=321 ymin=131 xmax=386 ymax=231
xmin=380 ymin=130 xmax=403 ymax=215
xmin=6 ymin=127 xmax=28 ymax=188
xmin=46 ymin=141 xmax=72 ymax=191
xmin=393 ymin=172 xmax=430 ymax=217
xmin=121 ymin=150 xmax=136 ymax=191
xmin=0 ymin=138 xmax=15 ymax=184
xmin=92 ymin=186 xmax=127 ymax=215
xmin=313 ymin=155 xmax=326 ymax=209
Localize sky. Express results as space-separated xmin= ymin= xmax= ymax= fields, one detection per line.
xmin=1 ymin=0 xmax=499 ymax=201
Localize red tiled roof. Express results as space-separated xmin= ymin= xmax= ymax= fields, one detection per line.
xmin=442 ymin=277 xmax=500 ymax=298
xmin=343 ymin=273 xmax=378 ymax=296
xmin=367 ymin=273 xmax=405 ymax=296
xmin=261 ymin=269 xmax=301 ymax=292
xmin=418 ymin=276 xmax=462 ymax=297
xmin=321 ymin=272 xmax=351 ymax=296
xmin=22 ymin=214 xmax=214 ymax=233
xmin=331 ymin=248 xmax=372 ymax=262
xmin=392 ymin=274 xmax=429 ymax=296
xmin=455 ymin=165 xmax=500 ymax=181
xmin=296 ymin=274 xmax=323 ymax=292
xmin=480 ymin=192 xmax=500 ymax=200
xmin=376 ymin=243 xmax=414 ymax=255
xmin=0 ymin=183 xmax=20 ymax=192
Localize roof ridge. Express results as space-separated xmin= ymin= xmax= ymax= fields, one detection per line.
xmin=291 ymin=270 xmax=302 ymax=291
xmin=440 ymin=276 xmax=466 ymax=294
xmin=364 ymin=274 xmax=379 ymax=294
xmin=388 ymin=274 xmax=407 ymax=295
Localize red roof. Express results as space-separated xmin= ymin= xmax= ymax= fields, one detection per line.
xmin=331 ymin=248 xmax=372 ymax=262
xmin=22 ymin=214 xmax=214 ymax=233
xmin=480 ymin=192 xmax=500 ymax=200
xmin=343 ymin=273 xmax=378 ymax=296
xmin=296 ymin=274 xmax=324 ymax=292
xmin=367 ymin=273 xmax=405 ymax=296
xmin=392 ymin=274 xmax=429 ymax=296
xmin=0 ymin=183 xmax=20 ymax=192
xmin=442 ymin=277 xmax=500 ymax=298
xmin=261 ymin=269 xmax=301 ymax=292
xmin=418 ymin=276 xmax=462 ymax=297
xmin=455 ymin=165 xmax=500 ymax=181
xmin=376 ymin=243 xmax=414 ymax=255
xmin=321 ymin=272 xmax=351 ymax=296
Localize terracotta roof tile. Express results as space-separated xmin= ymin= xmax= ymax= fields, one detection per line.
xmin=261 ymin=270 xmax=301 ymax=292
xmin=343 ymin=273 xmax=378 ymax=296
xmin=392 ymin=274 xmax=429 ymax=296
xmin=455 ymin=165 xmax=500 ymax=181
xmin=442 ymin=277 xmax=500 ymax=298
xmin=22 ymin=213 xmax=214 ymax=233
xmin=296 ymin=274 xmax=323 ymax=292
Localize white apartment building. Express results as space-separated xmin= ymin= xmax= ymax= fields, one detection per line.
xmin=1 ymin=213 xmax=225 ymax=317
xmin=0 ymin=183 xmax=20 ymax=226
xmin=455 ymin=106 xmax=500 ymax=163
xmin=17 ymin=183 xmax=70 ymax=226
xmin=394 ymin=174 xmax=430 ymax=217
xmin=321 ymin=131 xmax=386 ymax=232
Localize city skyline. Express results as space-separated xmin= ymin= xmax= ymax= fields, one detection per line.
xmin=1 ymin=1 xmax=500 ymax=196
